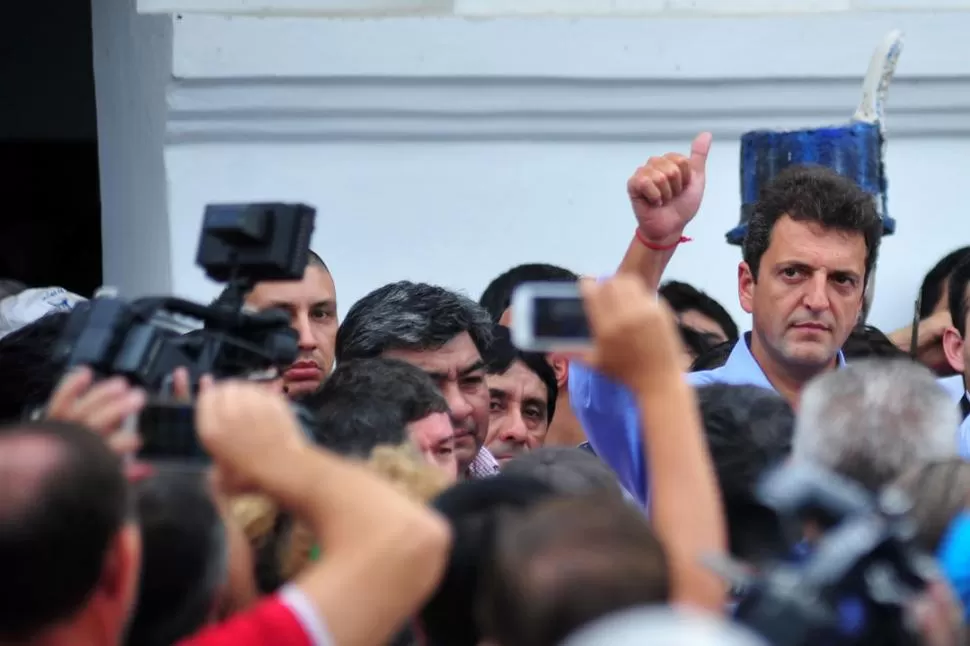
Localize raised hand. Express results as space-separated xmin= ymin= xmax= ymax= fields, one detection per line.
xmin=628 ymin=132 xmax=713 ymax=246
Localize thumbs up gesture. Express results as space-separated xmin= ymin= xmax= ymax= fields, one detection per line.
xmin=628 ymin=132 xmax=712 ymax=246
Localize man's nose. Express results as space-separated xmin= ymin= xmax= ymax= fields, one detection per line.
xmin=292 ymin=313 xmax=317 ymax=350
xmin=442 ymin=383 xmax=474 ymax=422
xmin=803 ymin=273 xmax=831 ymax=312
xmin=500 ymin=410 xmax=529 ymax=444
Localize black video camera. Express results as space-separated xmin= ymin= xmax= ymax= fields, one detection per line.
xmin=712 ymin=464 xmax=936 ymax=646
xmin=52 ymin=203 xmax=318 ymax=462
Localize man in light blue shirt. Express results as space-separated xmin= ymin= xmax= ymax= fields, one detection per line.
xmin=572 ymin=163 xmax=883 ymax=505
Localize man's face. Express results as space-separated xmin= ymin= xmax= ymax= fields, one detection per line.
xmin=245 ymin=264 xmax=338 ymax=399
xmin=739 ymin=216 xmax=866 ymax=371
xmin=485 ymin=360 xmax=549 ymax=463
xmin=384 ymin=332 xmax=489 ymax=473
xmin=407 ymin=412 xmax=459 ymax=483
xmin=679 ymin=309 xmax=729 ymax=345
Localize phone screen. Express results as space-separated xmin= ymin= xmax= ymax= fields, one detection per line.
xmin=532 ymin=295 xmax=590 ymax=341
xmin=138 ymin=402 xmax=209 ymax=464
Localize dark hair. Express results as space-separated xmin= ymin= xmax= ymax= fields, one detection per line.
xmin=919 ymin=246 xmax=970 ymax=319
xmin=336 ymin=281 xmax=493 ymax=362
xmin=305 ymin=357 xmax=449 ymax=457
xmin=501 ymin=447 xmax=625 ymax=500
xmin=0 ymin=420 xmax=129 ymax=640
xmin=126 ymin=469 xmax=226 ymax=646
xmin=421 ymin=474 xmax=557 ymax=646
xmin=948 ymin=256 xmax=970 ymax=337
xmin=660 ymin=280 xmax=739 ymax=342
xmin=485 ymin=326 xmax=558 ymax=422
xmin=696 ymin=384 xmax=794 ymax=562
xmin=0 ymin=311 xmax=71 ymax=423
xmin=479 ymin=495 xmax=669 ymax=646
xmin=742 ymin=165 xmax=882 ymax=282
xmin=678 ymin=324 xmax=717 ymax=361
xmin=690 ymin=339 xmax=736 ymax=372
xmin=479 ymin=264 xmax=578 ymax=323
xmin=841 ymin=324 xmax=910 ymax=361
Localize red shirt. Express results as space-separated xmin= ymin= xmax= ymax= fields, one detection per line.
xmin=179 ymin=585 xmax=331 ymax=646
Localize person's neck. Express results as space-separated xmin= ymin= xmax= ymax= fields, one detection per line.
xmin=748 ymin=331 xmax=837 ymax=410
xmin=543 ymin=392 xmax=587 ymax=447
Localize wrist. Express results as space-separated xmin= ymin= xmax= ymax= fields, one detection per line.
xmin=635 ymin=227 xmax=692 ymax=251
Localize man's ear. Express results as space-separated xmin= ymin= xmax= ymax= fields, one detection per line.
xmin=549 ymin=355 xmax=569 ymax=389
xmin=942 ymin=326 xmax=966 ymax=375
xmin=738 ymin=261 xmax=755 ymax=314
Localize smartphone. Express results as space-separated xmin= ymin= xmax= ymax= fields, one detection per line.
xmin=138 ymin=401 xmax=210 ymax=465
xmin=510 ymin=281 xmax=590 ymax=352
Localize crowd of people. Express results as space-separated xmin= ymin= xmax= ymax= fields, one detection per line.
xmin=0 ymin=130 xmax=969 ymax=646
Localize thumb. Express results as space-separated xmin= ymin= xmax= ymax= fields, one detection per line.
xmin=689 ymin=131 xmax=713 ymax=174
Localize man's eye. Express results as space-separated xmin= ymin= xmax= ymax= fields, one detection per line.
xmin=489 ymin=400 xmax=503 ymax=412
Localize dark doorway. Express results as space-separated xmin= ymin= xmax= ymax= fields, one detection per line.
xmin=0 ymin=0 xmax=102 ymax=298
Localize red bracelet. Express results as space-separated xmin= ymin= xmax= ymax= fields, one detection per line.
xmin=636 ymin=228 xmax=693 ymax=251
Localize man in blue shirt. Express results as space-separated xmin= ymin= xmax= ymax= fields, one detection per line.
xmin=571 ymin=150 xmax=883 ymax=505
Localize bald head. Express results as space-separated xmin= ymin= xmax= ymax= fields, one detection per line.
xmin=0 ymin=420 xmax=132 ymax=641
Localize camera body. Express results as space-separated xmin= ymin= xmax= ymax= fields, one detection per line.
xmin=724 ymin=465 xmax=934 ymax=646
xmin=52 ymin=203 xmax=318 ymax=463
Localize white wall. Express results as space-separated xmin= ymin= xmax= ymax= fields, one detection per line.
xmin=164 ymin=135 xmax=970 ymax=333
xmin=90 ymin=5 xmax=970 ymax=334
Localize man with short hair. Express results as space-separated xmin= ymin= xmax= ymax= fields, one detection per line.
xmin=890 ymin=246 xmax=970 ymax=374
xmin=572 ymin=158 xmax=883 ymax=505
xmin=483 ymin=326 xmax=558 ymax=464
xmin=659 ymin=280 xmax=738 ymax=345
xmin=793 ymin=359 xmax=959 ymax=492
xmin=241 ymin=251 xmax=338 ymax=399
xmin=0 ymin=419 xmax=141 ymax=645
xmin=307 ymin=357 xmax=458 ymax=481
xmin=336 ymin=281 xmax=498 ymax=479
xmin=942 ymin=256 xmax=970 ymax=450
xmin=481 ymin=265 xmax=588 ymax=449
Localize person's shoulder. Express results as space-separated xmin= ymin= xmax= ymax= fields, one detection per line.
xmin=686 ymin=366 xmax=724 ymax=387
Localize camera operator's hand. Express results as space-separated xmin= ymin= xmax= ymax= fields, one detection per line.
xmin=195 ymin=381 xmax=310 ymax=494
xmin=46 ymin=367 xmax=152 ymax=481
xmin=909 ymin=579 xmax=964 ymax=646
xmin=579 ymin=275 xmax=684 ymax=391
xmin=47 ymin=367 xmax=146 ymax=451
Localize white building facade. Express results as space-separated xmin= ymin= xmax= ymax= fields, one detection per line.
xmin=92 ymin=0 xmax=970 ymax=330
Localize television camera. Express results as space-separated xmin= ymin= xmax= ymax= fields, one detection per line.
xmin=711 ymin=464 xmax=939 ymax=646
xmin=52 ymin=202 xmax=318 ymax=461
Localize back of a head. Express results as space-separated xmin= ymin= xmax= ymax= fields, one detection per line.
xmin=660 ymin=280 xmax=739 ymax=343
xmin=794 ymin=359 xmax=959 ymax=492
xmin=479 ymin=263 xmax=578 ymax=322
xmin=479 ymin=495 xmax=669 ymax=646
xmin=696 ymin=384 xmax=793 ymax=560
xmin=421 ymin=474 xmax=557 ymax=646
xmin=336 ymin=280 xmax=493 ymax=362
xmin=501 ymin=447 xmax=625 ymax=500
xmin=0 ymin=420 xmax=129 ymax=641
xmin=742 ymin=165 xmax=883 ymax=282
xmin=921 ymin=246 xmax=970 ymax=319
xmin=560 ymin=607 xmax=768 ymax=646
xmin=0 ymin=311 xmax=70 ymax=422
xmin=306 ymin=357 xmax=449 ymax=456
xmin=947 ymin=255 xmax=970 ymax=337
xmin=841 ymin=324 xmax=910 ymax=360
xmin=126 ymin=469 xmax=226 ymax=646
xmin=893 ymin=459 xmax=970 ymax=553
